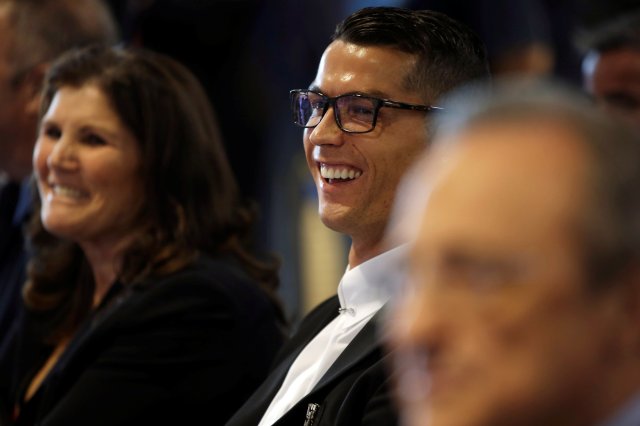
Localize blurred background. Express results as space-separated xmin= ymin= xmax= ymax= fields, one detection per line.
xmin=103 ymin=0 xmax=640 ymax=324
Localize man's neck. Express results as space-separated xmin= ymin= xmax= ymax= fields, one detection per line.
xmin=348 ymin=237 xmax=402 ymax=268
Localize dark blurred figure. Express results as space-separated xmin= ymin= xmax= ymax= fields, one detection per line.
xmin=403 ymin=0 xmax=555 ymax=77
xmin=105 ymin=0 xmax=265 ymax=203
xmin=401 ymin=0 xmax=640 ymax=83
xmin=387 ymin=80 xmax=640 ymax=426
xmin=580 ymin=0 xmax=640 ymax=28
xmin=0 ymin=0 xmax=118 ymax=347
xmin=0 ymin=45 xmax=285 ymax=426
xmin=581 ymin=11 xmax=640 ymax=132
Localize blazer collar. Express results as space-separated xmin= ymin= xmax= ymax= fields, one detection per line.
xmin=310 ymin=305 xmax=385 ymax=393
xmin=226 ymin=297 xmax=341 ymax=426
xmin=270 ymin=307 xmax=387 ymax=426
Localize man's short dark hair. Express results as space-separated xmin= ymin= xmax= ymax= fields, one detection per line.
xmin=333 ymin=7 xmax=490 ymax=102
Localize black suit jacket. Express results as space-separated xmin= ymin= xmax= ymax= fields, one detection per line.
xmin=0 ymin=181 xmax=30 ymax=346
xmin=226 ymin=296 xmax=398 ymax=426
xmin=0 ymin=254 xmax=284 ymax=426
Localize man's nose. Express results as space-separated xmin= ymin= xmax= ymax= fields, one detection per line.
xmin=307 ymin=106 xmax=345 ymax=146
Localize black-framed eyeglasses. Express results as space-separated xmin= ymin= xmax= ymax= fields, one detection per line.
xmin=290 ymin=89 xmax=443 ymax=134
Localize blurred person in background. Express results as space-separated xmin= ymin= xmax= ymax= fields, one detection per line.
xmin=581 ymin=11 xmax=640 ymax=132
xmin=403 ymin=0 xmax=555 ymax=77
xmin=103 ymin=0 xmax=267 ymax=215
xmin=226 ymin=7 xmax=489 ymax=426
xmin=0 ymin=45 xmax=285 ymax=426
xmin=0 ymin=0 xmax=118 ymax=347
xmin=387 ymin=81 xmax=640 ymax=426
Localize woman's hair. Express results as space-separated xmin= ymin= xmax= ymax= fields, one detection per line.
xmin=25 ymin=45 xmax=283 ymax=341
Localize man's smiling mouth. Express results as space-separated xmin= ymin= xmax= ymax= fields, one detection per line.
xmin=319 ymin=163 xmax=362 ymax=183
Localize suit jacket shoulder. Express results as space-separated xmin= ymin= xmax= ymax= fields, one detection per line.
xmin=272 ymin=296 xmax=340 ymax=365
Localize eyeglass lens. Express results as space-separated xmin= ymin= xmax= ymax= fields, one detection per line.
xmin=293 ymin=91 xmax=378 ymax=133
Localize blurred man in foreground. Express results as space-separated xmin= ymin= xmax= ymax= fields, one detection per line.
xmin=387 ymin=82 xmax=640 ymax=426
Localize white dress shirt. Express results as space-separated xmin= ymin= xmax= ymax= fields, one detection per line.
xmin=258 ymin=245 xmax=407 ymax=426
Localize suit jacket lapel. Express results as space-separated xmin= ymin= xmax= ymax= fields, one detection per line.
xmin=283 ymin=297 xmax=340 ymax=360
xmin=272 ymin=307 xmax=388 ymax=426
xmin=309 ymin=307 xmax=385 ymax=394
xmin=35 ymin=283 xmax=132 ymax=415
xmin=226 ymin=296 xmax=340 ymax=426
xmin=231 ymin=345 xmax=308 ymax=424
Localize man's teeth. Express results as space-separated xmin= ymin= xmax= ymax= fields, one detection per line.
xmin=320 ymin=165 xmax=362 ymax=180
xmin=53 ymin=185 xmax=85 ymax=198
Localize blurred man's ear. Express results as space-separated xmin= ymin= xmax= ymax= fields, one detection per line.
xmin=19 ymin=62 xmax=49 ymax=116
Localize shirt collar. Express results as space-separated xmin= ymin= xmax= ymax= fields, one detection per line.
xmin=337 ymin=244 xmax=408 ymax=312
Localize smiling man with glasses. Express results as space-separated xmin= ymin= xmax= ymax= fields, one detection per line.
xmin=226 ymin=7 xmax=489 ymax=426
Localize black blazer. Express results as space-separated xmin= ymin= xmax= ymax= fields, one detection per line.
xmin=0 ymin=254 xmax=284 ymax=426
xmin=226 ymin=296 xmax=398 ymax=426
xmin=0 ymin=181 xmax=29 ymax=346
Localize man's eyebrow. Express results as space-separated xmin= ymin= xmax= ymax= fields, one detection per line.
xmin=356 ymin=88 xmax=393 ymax=98
xmin=306 ymin=84 xmax=392 ymax=99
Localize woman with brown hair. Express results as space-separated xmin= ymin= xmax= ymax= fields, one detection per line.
xmin=0 ymin=45 xmax=285 ymax=426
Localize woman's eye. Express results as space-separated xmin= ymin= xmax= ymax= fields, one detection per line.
xmin=82 ymin=133 xmax=107 ymax=146
xmin=42 ymin=125 xmax=61 ymax=139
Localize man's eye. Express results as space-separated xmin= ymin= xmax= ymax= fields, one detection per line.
xmin=345 ymin=99 xmax=375 ymax=118
xmin=604 ymin=94 xmax=640 ymax=111
xmin=465 ymin=263 xmax=510 ymax=291
xmin=352 ymin=105 xmax=374 ymax=116
xmin=442 ymin=254 xmax=522 ymax=293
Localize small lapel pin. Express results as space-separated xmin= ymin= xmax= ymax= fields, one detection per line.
xmin=303 ymin=402 xmax=320 ymax=426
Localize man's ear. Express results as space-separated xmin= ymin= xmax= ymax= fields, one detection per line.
xmin=18 ymin=62 xmax=49 ymax=116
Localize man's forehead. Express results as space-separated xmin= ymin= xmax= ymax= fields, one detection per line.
xmin=419 ymin=120 xmax=591 ymax=236
xmin=311 ymin=40 xmax=417 ymax=99
xmin=443 ymin=117 xmax=588 ymax=163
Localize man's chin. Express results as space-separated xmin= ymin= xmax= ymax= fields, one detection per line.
xmin=318 ymin=204 xmax=354 ymax=233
